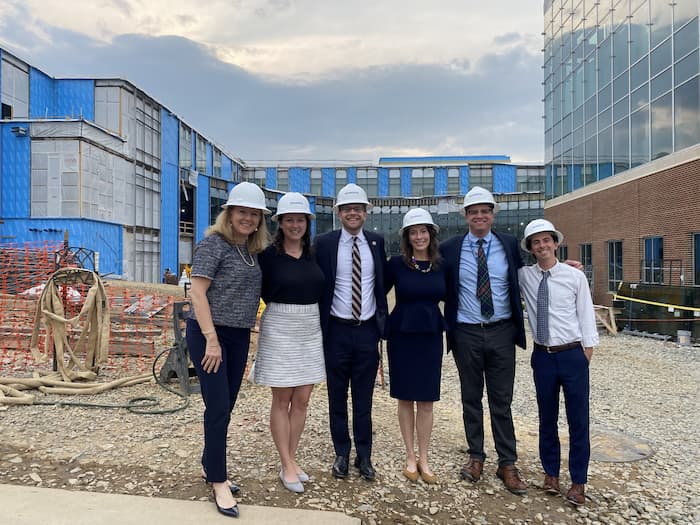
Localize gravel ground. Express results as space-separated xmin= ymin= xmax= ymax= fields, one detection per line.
xmin=1 ymin=331 xmax=698 ymax=524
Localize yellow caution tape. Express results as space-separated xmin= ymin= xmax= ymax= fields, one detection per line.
xmin=613 ymin=293 xmax=700 ymax=313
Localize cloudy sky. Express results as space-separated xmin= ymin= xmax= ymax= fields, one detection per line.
xmin=1 ymin=0 xmax=545 ymax=163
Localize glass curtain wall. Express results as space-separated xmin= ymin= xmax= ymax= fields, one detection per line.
xmin=544 ymin=1 xmax=699 ymax=197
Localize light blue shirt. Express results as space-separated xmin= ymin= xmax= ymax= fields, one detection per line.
xmin=457 ymin=231 xmax=512 ymax=323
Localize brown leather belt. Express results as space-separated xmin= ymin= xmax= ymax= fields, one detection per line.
xmin=534 ymin=342 xmax=581 ymax=353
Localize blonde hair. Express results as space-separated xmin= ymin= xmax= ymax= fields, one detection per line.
xmin=206 ymin=207 xmax=270 ymax=254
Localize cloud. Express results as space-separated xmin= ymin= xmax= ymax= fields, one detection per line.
xmin=0 ymin=9 xmax=544 ymax=163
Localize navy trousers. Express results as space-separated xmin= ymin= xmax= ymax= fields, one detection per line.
xmin=324 ymin=318 xmax=380 ymax=459
xmin=531 ymin=344 xmax=590 ymax=484
xmin=186 ymin=318 xmax=250 ymax=483
xmin=451 ymin=320 xmax=518 ymax=466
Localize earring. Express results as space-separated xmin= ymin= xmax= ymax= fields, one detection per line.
xmin=255 ymin=227 xmax=258 ymax=232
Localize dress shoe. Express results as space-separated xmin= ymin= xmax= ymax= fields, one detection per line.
xmin=496 ymin=464 xmax=528 ymax=495
xmin=201 ymin=471 xmax=241 ymax=495
xmin=543 ymin=474 xmax=560 ymax=495
xmin=279 ymin=468 xmax=304 ymax=493
xmin=332 ymin=455 xmax=349 ymax=479
xmin=566 ymin=483 xmax=586 ymax=506
xmin=213 ymin=490 xmax=239 ymax=518
xmin=402 ymin=467 xmax=419 ymax=482
xmin=417 ymin=464 xmax=438 ymax=484
xmin=460 ymin=458 xmax=483 ymax=482
xmin=354 ymin=456 xmax=376 ymax=481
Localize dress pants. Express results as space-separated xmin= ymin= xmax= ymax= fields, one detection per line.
xmin=186 ymin=318 xmax=250 ymax=483
xmin=531 ymin=345 xmax=590 ymax=484
xmin=324 ymin=318 xmax=380 ymax=459
xmin=451 ymin=321 xmax=518 ymax=466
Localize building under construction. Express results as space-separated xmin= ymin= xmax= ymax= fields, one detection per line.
xmin=0 ymin=46 xmax=546 ymax=282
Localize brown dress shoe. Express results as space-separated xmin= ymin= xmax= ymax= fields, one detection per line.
xmin=496 ymin=464 xmax=528 ymax=495
xmin=566 ymin=483 xmax=586 ymax=506
xmin=543 ymin=474 xmax=560 ymax=494
xmin=460 ymin=458 xmax=483 ymax=482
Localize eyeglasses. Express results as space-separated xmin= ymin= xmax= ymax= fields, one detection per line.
xmin=466 ymin=208 xmax=493 ymax=216
xmin=339 ymin=205 xmax=366 ymax=214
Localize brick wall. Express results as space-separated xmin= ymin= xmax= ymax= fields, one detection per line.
xmin=546 ymin=158 xmax=700 ymax=305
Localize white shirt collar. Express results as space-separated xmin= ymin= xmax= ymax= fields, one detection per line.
xmin=341 ymin=228 xmax=366 ymax=243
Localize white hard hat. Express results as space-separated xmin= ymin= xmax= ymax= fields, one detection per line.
xmin=399 ymin=208 xmax=439 ymax=235
xmin=271 ymin=192 xmax=315 ymax=221
xmin=334 ymin=183 xmax=373 ymax=211
xmin=222 ymin=182 xmax=271 ymax=214
xmin=461 ymin=186 xmax=500 ymax=215
xmin=521 ymin=219 xmax=564 ymax=251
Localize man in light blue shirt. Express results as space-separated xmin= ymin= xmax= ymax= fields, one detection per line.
xmin=440 ymin=187 xmax=528 ymax=495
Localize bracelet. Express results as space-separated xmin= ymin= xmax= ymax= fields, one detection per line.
xmin=201 ymin=329 xmax=216 ymax=336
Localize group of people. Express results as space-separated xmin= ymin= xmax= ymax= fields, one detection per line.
xmin=185 ymin=181 xmax=599 ymax=518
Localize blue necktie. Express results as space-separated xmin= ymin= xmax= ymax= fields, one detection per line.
xmin=537 ymin=270 xmax=550 ymax=344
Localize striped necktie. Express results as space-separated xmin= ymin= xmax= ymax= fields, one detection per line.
xmin=351 ymin=236 xmax=362 ymax=321
xmin=476 ymin=239 xmax=494 ymax=319
xmin=537 ymin=270 xmax=550 ymax=344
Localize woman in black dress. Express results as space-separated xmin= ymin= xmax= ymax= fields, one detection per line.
xmin=385 ymin=208 xmax=446 ymax=484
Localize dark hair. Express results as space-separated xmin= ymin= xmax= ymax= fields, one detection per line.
xmin=400 ymin=224 xmax=441 ymax=269
xmin=272 ymin=214 xmax=314 ymax=257
xmin=525 ymin=231 xmax=559 ymax=251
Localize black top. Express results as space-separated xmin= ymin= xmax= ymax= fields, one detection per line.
xmin=259 ymin=245 xmax=325 ymax=304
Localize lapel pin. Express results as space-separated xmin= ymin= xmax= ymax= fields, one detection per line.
xmin=371 ymin=241 xmax=377 ymax=246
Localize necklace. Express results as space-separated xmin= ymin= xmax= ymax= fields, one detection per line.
xmin=411 ymin=256 xmax=432 ymax=273
xmin=235 ymin=244 xmax=255 ymax=267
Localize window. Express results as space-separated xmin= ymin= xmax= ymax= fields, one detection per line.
xmin=195 ymin=135 xmax=206 ymax=174
xmin=643 ymin=236 xmax=664 ymax=283
xmin=179 ymin=124 xmax=192 ymax=169
xmin=608 ymin=240 xmax=623 ymax=291
xmin=210 ymin=179 xmax=228 ymax=225
xmin=357 ymin=168 xmax=378 ymax=197
xmin=558 ymin=244 xmax=569 ymax=261
xmin=310 ymin=169 xmax=322 ymax=197
xmin=447 ymin=168 xmax=460 ymax=194
xmin=277 ymin=169 xmax=289 ymax=192
xmin=1 ymin=103 xmax=11 ymax=119
xmin=694 ymin=233 xmax=700 ymax=286
xmin=213 ymin=148 xmax=222 ymax=178
xmin=389 ymin=169 xmax=400 ymax=197
xmin=580 ymin=243 xmax=593 ymax=285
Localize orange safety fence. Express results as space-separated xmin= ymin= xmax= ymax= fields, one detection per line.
xmin=0 ymin=242 xmax=183 ymax=378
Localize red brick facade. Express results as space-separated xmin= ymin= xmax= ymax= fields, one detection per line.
xmin=545 ymin=156 xmax=700 ymax=306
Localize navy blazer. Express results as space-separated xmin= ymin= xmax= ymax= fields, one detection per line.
xmin=439 ymin=231 xmax=526 ymax=350
xmin=314 ymin=229 xmax=388 ymax=339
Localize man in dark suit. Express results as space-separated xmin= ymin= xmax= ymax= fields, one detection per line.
xmin=439 ymin=186 xmax=528 ymax=495
xmin=314 ymin=183 xmax=388 ymax=481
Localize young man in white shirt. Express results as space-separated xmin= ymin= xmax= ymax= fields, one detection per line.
xmin=518 ymin=219 xmax=598 ymax=506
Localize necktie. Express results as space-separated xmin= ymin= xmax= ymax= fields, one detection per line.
xmin=537 ymin=270 xmax=550 ymax=344
xmin=476 ymin=239 xmax=494 ymax=319
xmin=351 ymin=236 xmax=362 ymax=320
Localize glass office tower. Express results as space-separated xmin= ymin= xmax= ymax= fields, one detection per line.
xmin=543 ymin=0 xmax=699 ymax=197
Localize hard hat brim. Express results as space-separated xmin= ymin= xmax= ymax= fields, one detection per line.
xmin=520 ymin=229 xmax=564 ymax=252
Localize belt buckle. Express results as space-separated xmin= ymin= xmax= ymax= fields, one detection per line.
xmin=546 ymin=346 xmax=555 ymax=353
xmin=353 ymin=317 xmax=362 ymax=326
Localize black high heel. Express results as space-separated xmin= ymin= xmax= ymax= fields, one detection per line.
xmin=213 ymin=490 xmax=239 ymax=518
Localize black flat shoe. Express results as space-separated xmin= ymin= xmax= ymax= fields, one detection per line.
xmin=213 ymin=490 xmax=240 ymax=518
xmin=201 ymin=473 xmax=241 ymax=495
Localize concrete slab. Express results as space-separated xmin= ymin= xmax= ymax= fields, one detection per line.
xmin=0 ymin=483 xmax=360 ymax=525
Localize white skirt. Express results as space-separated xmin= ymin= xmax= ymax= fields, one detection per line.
xmin=254 ymin=302 xmax=325 ymax=387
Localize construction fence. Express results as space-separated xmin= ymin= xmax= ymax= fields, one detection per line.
xmin=0 ymin=241 xmax=182 ymax=379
